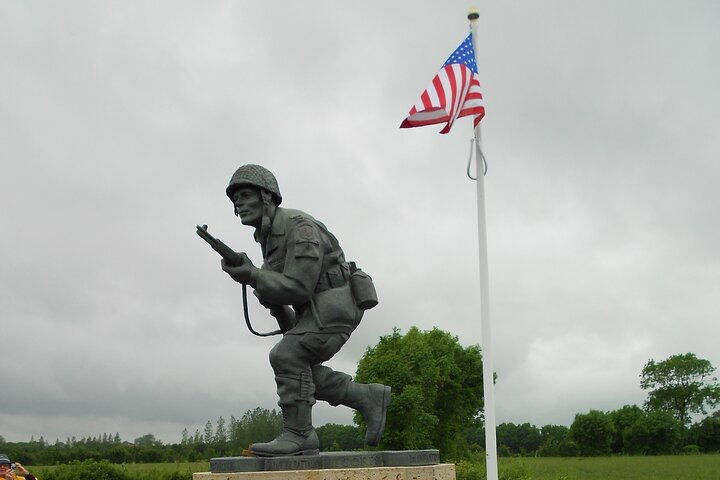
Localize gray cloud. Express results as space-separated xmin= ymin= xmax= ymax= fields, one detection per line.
xmin=1 ymin=0 xmax=719 ymax=443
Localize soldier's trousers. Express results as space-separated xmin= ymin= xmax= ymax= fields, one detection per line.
xmin=268 ymin=331 xmax=353 ymax=413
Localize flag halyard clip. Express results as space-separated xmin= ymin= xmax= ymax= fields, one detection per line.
xmin=467 ymin=137 xmax=487 ymax=180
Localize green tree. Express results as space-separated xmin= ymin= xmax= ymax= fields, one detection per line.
xmin=688 ymin=410 xmax=720 ymax=453
xmin=537 ymin=424 xmax=570 ymax=457
xmin=569 ymin=410 xmax=613 ymax=456
xmin=463 ymin=415 xmax=485 ymax=452
xmin=106 ymin=445 xmax=133 ymax=464
xmin=496 ymin=422 xmax=542 ymax=455
xmin=623 ymin=410 xmax=683 ymax=455
xmin=214 ymin=416 xmax=228 ymax=444
xmin=316 ymin=423 xmax=363 ymax=451
xmin=640 ymin=352 xmax=720 ymax=426
xmin=354 ymin=327 xmax=485 ymax=459
xmin=133 ymin=433 xmax=162 ymax=448
xmin=608 ymin=404 xmax=644 ymax=454
xmin=203 ymin=421 xmax=214 ymax=444
xmin=229 ymin=407 xmax=283 ymax=451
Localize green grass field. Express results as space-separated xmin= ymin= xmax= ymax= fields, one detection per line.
xmin=503 ymin=455 xmax=720 ymax=480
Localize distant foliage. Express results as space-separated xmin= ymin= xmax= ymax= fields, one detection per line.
xmin=537 ymin=425 xmax=574 ymax=457
xmin=622 ymin=410 xmax=683 ymax=455
xmin=227 ymin=407 xmax=283 ymax=453
xmin=496 ymin=423 xmax=542 ymax=455
xmin=569 ymin=410 xmax=614 ymax=456
xmin=608 ymin=404 xmax=644 ymax=453
xmin=688 ymin=410 xmax=720 ymax=453
xmin=316 ymin=423 xmax=363 ymax=451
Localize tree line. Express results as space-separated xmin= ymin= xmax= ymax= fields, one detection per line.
xmin=2 ymin=407 xmax=718 ymax=466
xmin=492 ymin=408 xmax=720 ymax=457
xmin=0 ymin=407 xmax=285 ymax=465
xmin=0 ymin=408 xmax=366 ymax=466
xmin=491 ymin=351 xmax=720 ymax=457
xmin=2 ymin=328 xmax=718 ymax=464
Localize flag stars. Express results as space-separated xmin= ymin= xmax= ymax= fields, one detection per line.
xmin=442 ymin=35 xmax=477 ymax=73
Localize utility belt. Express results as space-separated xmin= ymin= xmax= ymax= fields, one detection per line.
xmin=314 ymin=262 xmax=378 ymax=310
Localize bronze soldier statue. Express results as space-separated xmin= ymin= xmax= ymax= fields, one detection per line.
xmin=220 ymin=164 xmax=391 ymax=457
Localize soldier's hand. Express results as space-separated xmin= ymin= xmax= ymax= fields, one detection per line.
xmin=253 ymin=290 xmax=273 ymax=309
xmin=221 ymin=253 xmax=257 ymax=285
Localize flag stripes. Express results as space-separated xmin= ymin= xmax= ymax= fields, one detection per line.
xmin=400 ymin=34 xmax=485 ymax=134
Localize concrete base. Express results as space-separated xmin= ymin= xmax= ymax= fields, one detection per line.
xmin=210 ymin=450 xmax=440 ymax=473
xmin=193 ymin=463 xmax=455 ymax=480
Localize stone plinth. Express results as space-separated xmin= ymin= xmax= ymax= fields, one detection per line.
xmin=193 ymin=463 xmax=455 ymax=480
xmin=210 ymin=450 xmax=439 ymax=473
xmin=194 ymin=450 xmax=453 ymax=480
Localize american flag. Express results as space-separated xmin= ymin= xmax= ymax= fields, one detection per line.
xmin=400 ymin=34 xmax=485 ymax=134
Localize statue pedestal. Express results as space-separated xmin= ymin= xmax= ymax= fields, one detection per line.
xmin=193 ymin=464 xmax=455 ymax=480
xmin=193 ymin=450 xmax=455 ymax=480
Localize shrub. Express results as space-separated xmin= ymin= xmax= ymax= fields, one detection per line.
xmin=43 ymin=460 xmax=130 ymax=480
xmin=456 ymin=459 xmax=486 ymax=480
xmin=682 ymin=444 xmax=701 ymax=455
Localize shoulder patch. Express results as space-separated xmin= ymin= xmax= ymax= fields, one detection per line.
xmin=296 ymin=224 xmax=315 ymax=240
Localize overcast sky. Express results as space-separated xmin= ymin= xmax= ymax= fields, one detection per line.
xmin=2 ymin=0 xmax=719 ymax=445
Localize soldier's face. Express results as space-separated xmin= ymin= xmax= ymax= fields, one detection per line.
xmin=232 ymin=187 xmax=264 ymax=227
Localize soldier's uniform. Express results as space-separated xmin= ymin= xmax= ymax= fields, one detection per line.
xmin=255 ymin=207 xmax=361 ymax=430
xmin=224 ymin=164 xmax=389 ymax=457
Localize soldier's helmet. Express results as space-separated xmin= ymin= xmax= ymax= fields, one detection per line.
xmin=226 ymin=164 xmax=282 ymax=206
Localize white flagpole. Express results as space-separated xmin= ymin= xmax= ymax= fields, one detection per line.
xmin=468 ymin=9 xmax=499 ymax=480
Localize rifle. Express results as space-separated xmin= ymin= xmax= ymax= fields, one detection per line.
xmin=196 ymin=224 xmax=281 ymax=337
xmin=196 ymin=224 xmax=244 ymax=266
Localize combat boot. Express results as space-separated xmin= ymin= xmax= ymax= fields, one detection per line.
xmin=345 ymin=382 xmax=391 ymax=446
xmin=251 ymin=403 xmax=319 ymax=457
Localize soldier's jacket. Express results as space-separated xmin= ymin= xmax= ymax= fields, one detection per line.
xmin=253 ymin=207 xmax=361 ymax=335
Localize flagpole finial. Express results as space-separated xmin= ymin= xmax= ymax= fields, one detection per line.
xmin=467 ymin=8 xmax=479 ymax=20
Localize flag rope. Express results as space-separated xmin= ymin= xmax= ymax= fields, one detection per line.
xmin=466 ymin=137 xmax=488 ymax=180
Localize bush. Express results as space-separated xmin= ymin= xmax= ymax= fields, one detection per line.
xmin=43 ymin=460 xmax=130 ymax=480
xmin=682 ymin=444 xmax=701 ymax=455
xmin=456 ymin=459 xmax=486 ymax=480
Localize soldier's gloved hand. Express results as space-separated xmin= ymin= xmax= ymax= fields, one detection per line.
xmin=253 ymin=290 xmax=273 ymax=309
xmin=221 ymin=253 xmax=257 ymax=285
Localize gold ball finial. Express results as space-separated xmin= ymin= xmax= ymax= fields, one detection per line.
xmin=467 ymin=8 xmax=480 ymax=20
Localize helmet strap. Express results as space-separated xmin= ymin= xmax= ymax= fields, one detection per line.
xmin=259 ymin=189 xmax=276 ymax=242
